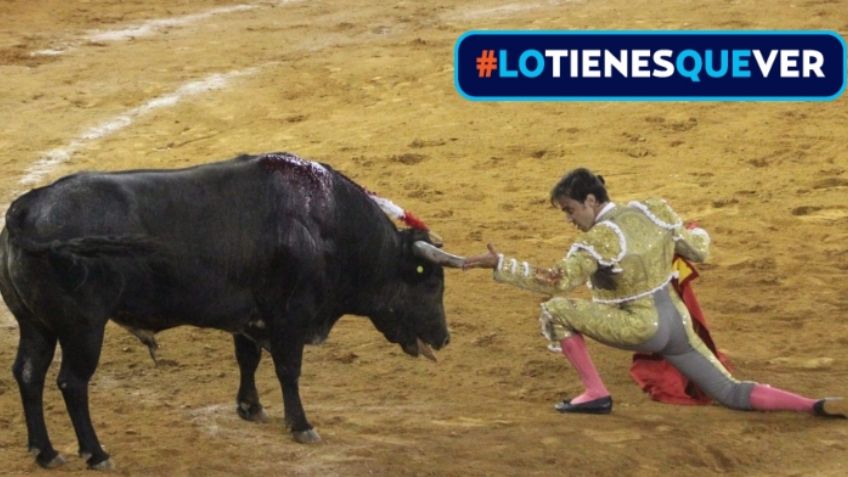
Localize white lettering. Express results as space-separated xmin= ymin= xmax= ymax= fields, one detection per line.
xmin=570 ymin=49 xmax=580 ymax=77
xmin=753 ymin=50 xmax=778 ymax=77
xmin=582 ymin=49 xmax=602 ymax=77
xmin=803 ymin=49 xmax=825 ymax=77
xmin=632 ymin=49 xmax=651 ymax=78
xmin=653 ymin=50 xmax=674 ymax=78
xmin=544 ymin=49 xmax=569 ymax=78
xmin=605 ymin=49 xmax=629 ymax=77
xmin=780 ymin=49 xmax=800 ymax=77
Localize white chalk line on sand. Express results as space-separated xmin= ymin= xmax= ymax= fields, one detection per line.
xmin=86 ymin=4 xmax=258 ymax=44
xmin=30 ymin=1 xmax=302 ymax=57
xmin=21 ymin=0 xmax=306 ymax=186
xmin=5 ymin=3 xmax=300 ymax=239
xmin=19 ymin=67 xmax=259 ymax=187
xmin=443 ymin=0 xmax=580 ymax=21
xmin=0 ymin=65 xmax=259 ymax=326
xmin=31 ymin=3 xmax=255 ymax=57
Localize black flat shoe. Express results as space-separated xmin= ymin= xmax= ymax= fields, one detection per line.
xmin=554 ymin=396 xmax=613 ymax=414
xmin=813 ymin=398 xmax=847 ymax=418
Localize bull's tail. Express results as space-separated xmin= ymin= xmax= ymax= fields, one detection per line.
xmin=16 ymin=235 xmax=160 ymax=258
xmin=3 ymin=193 xmax=166 ymax=314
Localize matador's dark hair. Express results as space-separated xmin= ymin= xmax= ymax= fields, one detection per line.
xmin=549 ymin=168 xmax=609 ymax=204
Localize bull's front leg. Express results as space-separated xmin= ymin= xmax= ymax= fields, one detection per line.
xmin=269 ymin=325 xmax=320 ymax=444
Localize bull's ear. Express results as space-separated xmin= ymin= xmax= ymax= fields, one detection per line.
xmin=413 ymin=241 xmax=464 ymax=268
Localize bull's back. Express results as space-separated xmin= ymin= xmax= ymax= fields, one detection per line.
xmin=2 ymin=154 xmax=343 ymax=328
xmin=10 ymin=159 xmax=252 ymax=240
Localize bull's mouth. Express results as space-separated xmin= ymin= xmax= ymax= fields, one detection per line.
xmin=401 ymin=337 xmax=438 ymax=362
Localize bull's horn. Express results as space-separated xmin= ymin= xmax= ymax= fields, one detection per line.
xmin=417 ymin=338 xmax=438 ymax=362
xmin=413 ymin=241 xmax=465 ymax=268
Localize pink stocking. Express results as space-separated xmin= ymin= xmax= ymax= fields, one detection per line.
xmin=560 ymin=334 xmax=609 ymax=404
xmin=749 ymin=384 xmax=816 ymax=413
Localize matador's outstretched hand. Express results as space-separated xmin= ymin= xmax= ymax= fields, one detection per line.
xmin=462 ymin=243 xmax=500 ymax=270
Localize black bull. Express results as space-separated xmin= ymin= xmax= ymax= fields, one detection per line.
xmin=0 ymin=153 xmax=464 ymax=469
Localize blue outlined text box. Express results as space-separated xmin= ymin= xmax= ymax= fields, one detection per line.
xmin=454 ymin=31 xmax=847 ymax=101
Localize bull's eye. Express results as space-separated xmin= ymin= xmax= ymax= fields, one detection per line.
xmin=416 ymin=265 xmax=425 ymax=274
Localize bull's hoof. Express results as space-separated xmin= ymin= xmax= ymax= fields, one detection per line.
xmin=89 ymin=458 xmax=114 ymax=471
xmin=292 ymin=428 xmax=322 ymax=444
xmin=35 ymin=450 xmax=66 ymax=469
xmin=237 ymin=402 xmax=269 ymax=423
xmin=88 ymin=457 xmax=114 ymax=470
xmin=82 ymin=450 xmax=113 ymax=470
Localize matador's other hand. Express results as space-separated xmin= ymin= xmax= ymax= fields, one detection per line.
xmin=462 ymin=243 xmax=500 ymax=271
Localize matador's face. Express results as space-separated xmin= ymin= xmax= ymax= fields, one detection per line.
xmin=556 ymin=195 xmax=598 ymax=232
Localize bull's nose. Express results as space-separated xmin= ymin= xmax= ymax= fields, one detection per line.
xmin=441 ymin=335 xmax=450 ymax=347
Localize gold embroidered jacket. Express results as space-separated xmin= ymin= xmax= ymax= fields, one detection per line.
xmin=494 ymin=199 xmax=710 ymax=304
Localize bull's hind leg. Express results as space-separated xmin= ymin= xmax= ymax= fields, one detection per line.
xmin=12 ymin=319 xmax=62 ymax=468
xmin=233 ymin=334 xmax=268 ymax=422
xmin=55 ymin=324 xmax=111 ymax=469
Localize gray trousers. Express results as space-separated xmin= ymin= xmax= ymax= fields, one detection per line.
xmin=635 ymin=287 xmax=754 ymax=410
xmin=544 ymin=285 xmax=755 ymax=410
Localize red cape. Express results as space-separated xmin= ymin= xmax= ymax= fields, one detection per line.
xmin=629 ymin=256 xmax=732 ymax=405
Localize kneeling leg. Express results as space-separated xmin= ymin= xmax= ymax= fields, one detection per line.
xmin=664 ymin=339 xmax=755 ymax=411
